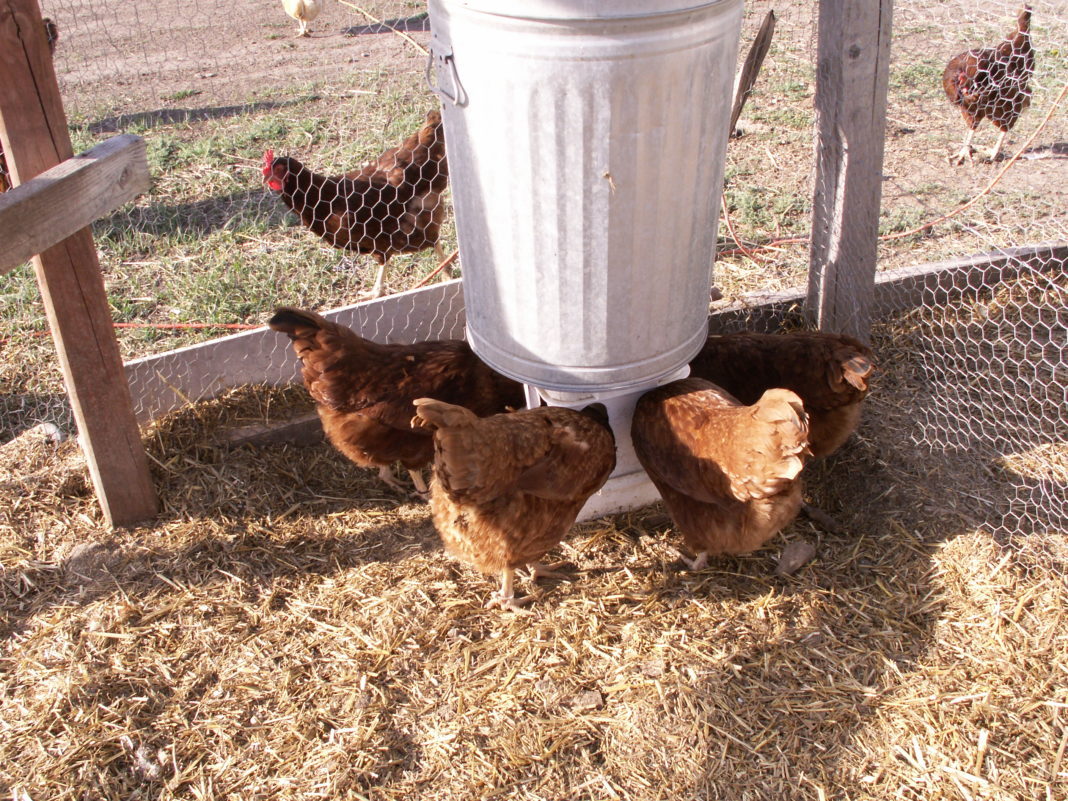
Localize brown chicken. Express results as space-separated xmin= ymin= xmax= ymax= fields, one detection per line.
xmin=943 ymin=6 xmax=1034 ymax=164
xmin=632 ymin=378 xmax=810 ymax=570
xmin=268 ymin=307 xmax=524 ymax=495
xmin=688 ymin=331 xmax=875 ymax=459
xmin=0 ymin=18 xmax=59 ymax=194
xmin=413 ymin=399 xmax=616 ymax=612
xmin=263 ymin=110 xmax=448 ymax=299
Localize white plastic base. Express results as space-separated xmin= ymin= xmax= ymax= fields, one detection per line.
xmin=526 ymin=366 xmax=689 ymax=521
xmin=577 ymin=469 xmax=661 ymax=522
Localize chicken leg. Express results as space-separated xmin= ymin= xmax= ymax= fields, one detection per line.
xmin=679 ymin=550 xmax=710 ymax=572
xmin=360 ymin=258 xmax=390 ymax=302
xmin=950 ymin=126 xmax=976 ymax=165
xmin=988 ymin=129 xmax=1009 ymax=162
xmin=408 ymin=469 xmax=429 ymax=498
xmin=526 ymin=562 xmax=572 ymax=583
xmin=485 ymin=568 xmax=534 ymax=614
xmin=376 ymin=465 xmax=410 ymax=494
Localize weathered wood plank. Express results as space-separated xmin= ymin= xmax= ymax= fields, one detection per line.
xmin=0 ymin=0 xmax=157 ymax=526
xmin=807 ymin=0 xmax=893 ymax=342
xmin=125 ymin=279 xmax=468 ymax=423
xmin=0 ymin=135 xmax=149 ymax=275
xmin=729 ymin=9 xmax=776 ymax=136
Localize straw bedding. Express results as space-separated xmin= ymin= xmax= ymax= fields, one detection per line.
xmin=1 ymin=331 xmax=1065 ymax=800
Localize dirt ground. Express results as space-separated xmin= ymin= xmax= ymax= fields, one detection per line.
xmin=50 ymin=0 xmax=429 ymax=117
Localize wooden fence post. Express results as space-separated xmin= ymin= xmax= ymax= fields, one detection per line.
xmin=807 ymin=0 xmax=893 ymax=342
xmin=0 ymin=0 xmax=158 ymax=526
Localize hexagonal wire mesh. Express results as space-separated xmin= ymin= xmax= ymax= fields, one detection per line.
xmin=0 ymin=0 xmax=1065 ymax=541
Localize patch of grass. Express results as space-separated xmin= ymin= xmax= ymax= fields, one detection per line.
xmin=162 ymin=89 xmax=202 ymax=102
xmin=890 ymin=60 xmax=944 ymax=101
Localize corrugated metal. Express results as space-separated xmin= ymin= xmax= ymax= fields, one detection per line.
xmin=430 ymin=0 xmax=743 ymax=392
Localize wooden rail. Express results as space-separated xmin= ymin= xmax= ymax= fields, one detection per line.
xmin=0 ymin=134 xmax=149 ymax=275
xmin=0 ymin=0 xmax=157 ymax=527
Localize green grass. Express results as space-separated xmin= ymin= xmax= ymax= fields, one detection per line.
xmin=1 ymin=80 xmax=454 ymax=361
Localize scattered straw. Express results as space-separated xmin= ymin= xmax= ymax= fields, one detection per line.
xmin=1 ymin=320 xmax=1065 ymax=799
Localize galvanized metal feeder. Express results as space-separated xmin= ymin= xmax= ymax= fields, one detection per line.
xmin=428 ymin=0 xmax=743 ymax=517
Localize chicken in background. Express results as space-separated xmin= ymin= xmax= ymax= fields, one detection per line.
xmin=264 ymin=110 xmax=448 ymax=299
xmin=282 ymin=0 xmax=321 ymax=36
xmin=267 ymin=307 xmax=524 ymax=496
xmin=0 ymin=18 xmax=59 ymax=194
xmin=943 ymin=5 xmax=1034 ymax=164
xmin=688 ymin=331 xmax=875 ymax=459
xmin=413 ymin=399 xmax=616 ymax=613
xmin=632 ymin=378 xmax=810 ymax=570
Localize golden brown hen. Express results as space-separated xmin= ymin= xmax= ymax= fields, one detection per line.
xmin=943 ymin=5 xmax=1034 ymax=164
xmin=413 ymin=399 xmax=616 ymax=612
xmin=688 ymin=331 xmax=874 ymax=458
xmin=264 ymin=110 xmax=448 ymax=299
xmin=632 ymin=378 xmax=810 ymax=570
xmin=268 ymin=307 xmax=524 ymax=496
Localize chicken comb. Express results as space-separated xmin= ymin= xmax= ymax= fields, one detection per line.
xmin=262 ymin=149 xmax=275 ymax=176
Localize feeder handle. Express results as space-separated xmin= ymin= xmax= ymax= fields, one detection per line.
xmin=426 ymin=43 xmax=467 ymax=106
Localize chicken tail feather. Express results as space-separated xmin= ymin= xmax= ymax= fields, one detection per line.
xmin=412 ymin=397 xmax=478 ymax=431
xmin=842 ymin=355 xmax=874 ymax=391
xmin=267 ymin=306 xmax=330 ymax=337
xmin=745 ymin=388 xmax=810 ymax=491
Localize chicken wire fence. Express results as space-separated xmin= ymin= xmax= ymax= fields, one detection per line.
xmin=1 ymin=0 xmax=1066 ymax=542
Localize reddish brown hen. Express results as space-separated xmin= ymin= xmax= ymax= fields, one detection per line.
xmin=413 ymin=399 xmax=616 ymax=612
xmin=688 ymin=331 xmax=874 ymax=458
xmin=263 ymin=110 xmax=448 ymax=298
xmin=943 ymin=6 xmax=1034 ymax=164
xmin=633 ymin=378 xmax=810 ymax=570
xmin=268 ymin=307 xmax=524 ymax=496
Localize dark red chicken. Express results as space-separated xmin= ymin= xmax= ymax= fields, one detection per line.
xmin=943 ymin=6 xmax=1034 ymax=164
xmin=263 ymin=110 xmax=448 ymax=298
xmin=268 ymin=307 xmax=524 ymax=496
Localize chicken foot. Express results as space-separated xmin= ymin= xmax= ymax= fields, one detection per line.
xmin=677 ymin=550 xmax=710 ymax=572
xmin=950 ymin=127 xmax=976 ymax=165
xmin=525 ymin=561 xmax=572 ymax=583
xmin=485 ymin=568 xmax=534 ymax=614
xmin=801 ymin=502 xmax=845 ymax=535
xmin=376 ymin=465 xmax=411 ymax=494
xmin=987 ymin=129 xmax=1008 ymax=162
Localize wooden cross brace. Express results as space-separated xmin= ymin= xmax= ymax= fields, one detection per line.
xmin=1 ymin=0 xmax=157 ymax=526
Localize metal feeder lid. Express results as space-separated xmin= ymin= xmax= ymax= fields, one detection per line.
xmin=441 ymin=0 xmax=738 ymax=21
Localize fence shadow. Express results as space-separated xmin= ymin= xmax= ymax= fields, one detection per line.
xmin=85 ymin=97 xmax=320 ymax=135
xmin=342 ymin=12 xmax=430 ymax=37
xmin=1022 ymin=142 xmax=1068 ymax=160
xmin=96 ymin=189 xmax=285 ymax=239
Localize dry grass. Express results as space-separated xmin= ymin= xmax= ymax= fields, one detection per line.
xmin=2 ymin=320 xmax=1066 ymax=801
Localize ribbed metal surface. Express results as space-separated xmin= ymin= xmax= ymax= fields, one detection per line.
xmin=430 ymin=0 xmax=743 ymax=391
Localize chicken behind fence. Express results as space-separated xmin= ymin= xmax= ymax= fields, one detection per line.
xmin=263 ymin=110 xmax=448 ymax=299
xmin=943 ymin=5 xmax=1034 ymax=164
